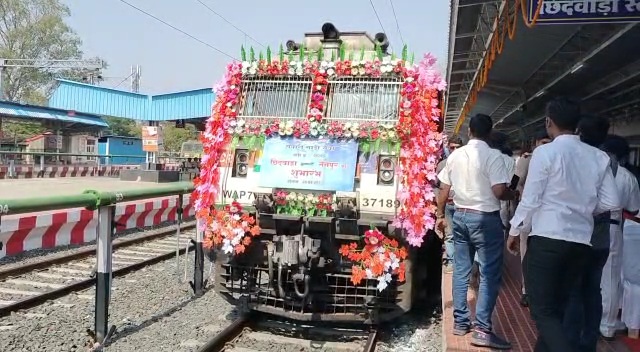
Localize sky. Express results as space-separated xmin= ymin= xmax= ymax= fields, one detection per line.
xmin=62 ymin=0 xmax=449 ymax=95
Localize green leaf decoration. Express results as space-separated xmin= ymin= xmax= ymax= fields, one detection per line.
xmin=330 ymin=50 xmax=336 ymax=61
xmin=348 ymin=46 xmax=355 ymax=61
xmin=360 ymin=140 xmax=370 ymax=154
xmin=374 ymin=138 xmax=381 ymax=152
xmin=391 ymin=52 xmax=396 ymax=60
xmin=410 ymin=52 xmax=415 ymax=65
xmin=240 ymin=45 xmax=247 ymax=61
xmin=279 ymin=44 xmax=284 ymax=62
xmin=231 ymin=135 xmax=240 ymax=147
xmin=306 ymin=48 xmax=311 ymax=62
xmin=393 ymin=141 xmax=402 ymax=154
xmin=259 ymin=51 xmax=264 ymax=61
xmin=317 ymin=44 xmax=324 ymax=61
xmin=250 ymin=47 xmax=255 ymax=61
xmin=402 ymin=44 xmax=408 ymax=61
xmin=298 ymin=43 xmax=305 ymax=61
xmin=360 ymin=46 xmax=365 ymax=60
xmin=288 ymin=51 xmax=294 ymax=62
xmin=248 ymin=135 xmax=257 ymax=149
xmin=266 ymin=46 xmax=272 ymax=63
xmin=375 ymin=43 xmax=383 ymax=60
xmin=339 ymin=42 xmax=346 ymax=61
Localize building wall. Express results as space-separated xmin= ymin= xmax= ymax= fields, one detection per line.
xmin=98 ymin=136 xmax=145 ymax=165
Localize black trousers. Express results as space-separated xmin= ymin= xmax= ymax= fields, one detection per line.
xmin=524 ymin=236 xmax=590 ymax=352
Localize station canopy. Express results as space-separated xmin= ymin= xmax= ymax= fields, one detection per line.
xmin=444 ymin=0 xmax=640 ymax=144
xmin=0 ymin=100 xmax=108 ymax=134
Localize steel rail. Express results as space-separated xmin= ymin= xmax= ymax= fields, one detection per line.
xmin=363 ymin=329 xmax=379 ymax=352
xmin=0 ymin=225 xmax=196 ymax=317
xmin=0 ymin=221 xmax=195 ymax=280
xmin=197 ymin=314 xmax=253 ymax=352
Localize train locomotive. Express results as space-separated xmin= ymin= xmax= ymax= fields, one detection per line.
xmin=194 ymin=23 xmax=445 ymax=324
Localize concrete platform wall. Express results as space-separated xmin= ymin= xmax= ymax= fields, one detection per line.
xmin=0 ymin=194 xmax=194 ymax=259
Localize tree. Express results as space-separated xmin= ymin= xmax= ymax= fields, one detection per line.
xmin=103 ymin=116 xmax=141 ymax=138
xmin=0 ymin=0 xmax=106 ymax=139
xmin=162 ymin=123 xmax=199 ymax=153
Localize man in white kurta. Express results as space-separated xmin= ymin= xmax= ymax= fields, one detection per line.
xmin=599 ymin=135 xmax=640 ymax=339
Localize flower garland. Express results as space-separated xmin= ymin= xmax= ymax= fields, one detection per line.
xmin=339 ymin=228 xmax=408 ymax=291
xmin=202 ymin=201 xmax=261 ymax=256
xmin=392 ymin=54 xmax=446 ymax=246
xmin=274 ymin=191 xmax=334 ymax=216
xmin=194 ymin=50 xmax=445 ymax=248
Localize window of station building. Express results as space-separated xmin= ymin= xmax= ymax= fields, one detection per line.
xmin=326 ymin=77 xmax=401 ymax=123
xmin=86 ymin=139 xmax=96 ymax=160
xmin=239 ymin=77 xmax=312 ymax=122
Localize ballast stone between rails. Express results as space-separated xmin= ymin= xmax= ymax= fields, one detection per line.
xmin=0 ymin=194 xmax=195 ymax=259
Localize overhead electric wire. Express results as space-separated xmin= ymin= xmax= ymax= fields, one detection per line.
xmin=388 ymin=0 xmax=405 ymax=46
xmin=113 ymin=71 xmax=136 ymax=90
xmin=368 ymin=0 xmax=393 ymax=50
xmin=118 ymin=0 xmax=237 ymax=60
xmin=195 ymin=0 xmax=266 ymax=48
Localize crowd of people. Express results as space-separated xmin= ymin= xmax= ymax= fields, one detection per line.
xmin=435 ymin=97 xmax=640 ymax=351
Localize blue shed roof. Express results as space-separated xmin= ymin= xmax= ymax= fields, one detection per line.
xmin=0 ymin=100 xmax=108 ymax=128
xmin=49 ymin=79 xmax=214 ymax=121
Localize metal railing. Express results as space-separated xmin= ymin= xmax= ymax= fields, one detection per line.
xmin=0 ymin=182 xmax=205 ymax=347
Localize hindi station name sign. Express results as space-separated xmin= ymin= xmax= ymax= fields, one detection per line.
xmin=528 ymin=0 xmax=640 ymax=24
xmin=258 ymin=138 xmax=359 ymax=192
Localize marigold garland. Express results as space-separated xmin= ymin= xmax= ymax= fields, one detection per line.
xmin=194 ymin=54 xmax=446 ymax=248
xmin=339 ymin=228 xmax=408 ymax=291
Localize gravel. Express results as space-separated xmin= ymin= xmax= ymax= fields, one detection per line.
xmin=0 ymin=245 xmax=234 ymax=352
xmin=375 ymin=306 xmax=443 ymax=352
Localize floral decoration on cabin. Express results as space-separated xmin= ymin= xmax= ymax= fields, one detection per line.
xmin=339 ymin=227 xmax=408 ymax=291
xmin=202 ymin=201 xmax=261 ymax=256
xmin=193 ymin=42 xmax=445 ymax=261
xmin=274 ymin=191 xmax=335 ymax=217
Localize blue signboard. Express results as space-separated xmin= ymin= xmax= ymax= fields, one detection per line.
xmin=258 ymin=138 xmax=359 ymax=192
xmin=528 ymin=0 xmax=640 ymax=24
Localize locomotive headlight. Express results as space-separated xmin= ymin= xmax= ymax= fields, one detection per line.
xmin=233 ymin=149 xmax=249 ymax=178
xmin=377 ymin=155 xmax=396 ymax=185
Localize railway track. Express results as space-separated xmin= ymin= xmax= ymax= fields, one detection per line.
xmin=200 ymin=313 xmax=379 ymax=352
xmin=0 ymin=221 xmax=196 ymax=317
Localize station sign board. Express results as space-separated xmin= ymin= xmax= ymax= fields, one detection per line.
xmin=258 ymin=138 xmax=359 ymax=192
xmin=528 ymin=0 xmax=640 ymax=24
xmin=142 ymin=126 xmax=163 ymax=152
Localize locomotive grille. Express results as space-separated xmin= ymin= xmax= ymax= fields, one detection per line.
xmin=238 ymin=76 xmax=312 ymax=123
xmin=326 ymin=77 xmax=402 ymax=124
xmin=214 ymin=234 xmax=411 ymax=322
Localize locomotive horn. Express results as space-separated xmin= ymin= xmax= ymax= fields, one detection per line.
xmin=374 ymin=32 xmax=390 ymax=53
xmin=321 ymin=22 xmax=340 ymax=40
xmin=286 ymin=40 xmax=300 ymax=51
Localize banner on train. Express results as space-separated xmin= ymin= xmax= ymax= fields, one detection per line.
xmin=258 ymin=138 xmax=358 ymax=192
xmin=528 ymin=0 xmax=640 ymax=25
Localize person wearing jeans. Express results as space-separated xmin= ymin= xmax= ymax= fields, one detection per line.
xmin=437 ymin=114 xmax=517 ymax=350
xmin=443 ymin=202 xmax=455 ymax=271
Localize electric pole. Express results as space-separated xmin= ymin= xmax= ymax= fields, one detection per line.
xmin=130 ymin=65 xmax=141 ymax=93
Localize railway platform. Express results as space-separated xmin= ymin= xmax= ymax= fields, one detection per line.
xmin=442 ymin=251 xmax=636 ymax=352
xmin=0 ymin=178 xmax=194 ymax=259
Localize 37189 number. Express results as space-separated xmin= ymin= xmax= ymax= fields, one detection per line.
xmin=362 ymin=198 xmax=400 ymax=208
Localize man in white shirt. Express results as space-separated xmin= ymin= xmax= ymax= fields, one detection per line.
xmin=563 ymin=115 xmax=618 ymax=352
xmin=599 ymin=135 xmax=640 ymax=339
xmin=437 ymin=114 xmax=518 ymax=350
xmin=512 ymin=131 xmax=550 ymax=307
xmin=507 ymin=98 xmax=620 ymax=352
